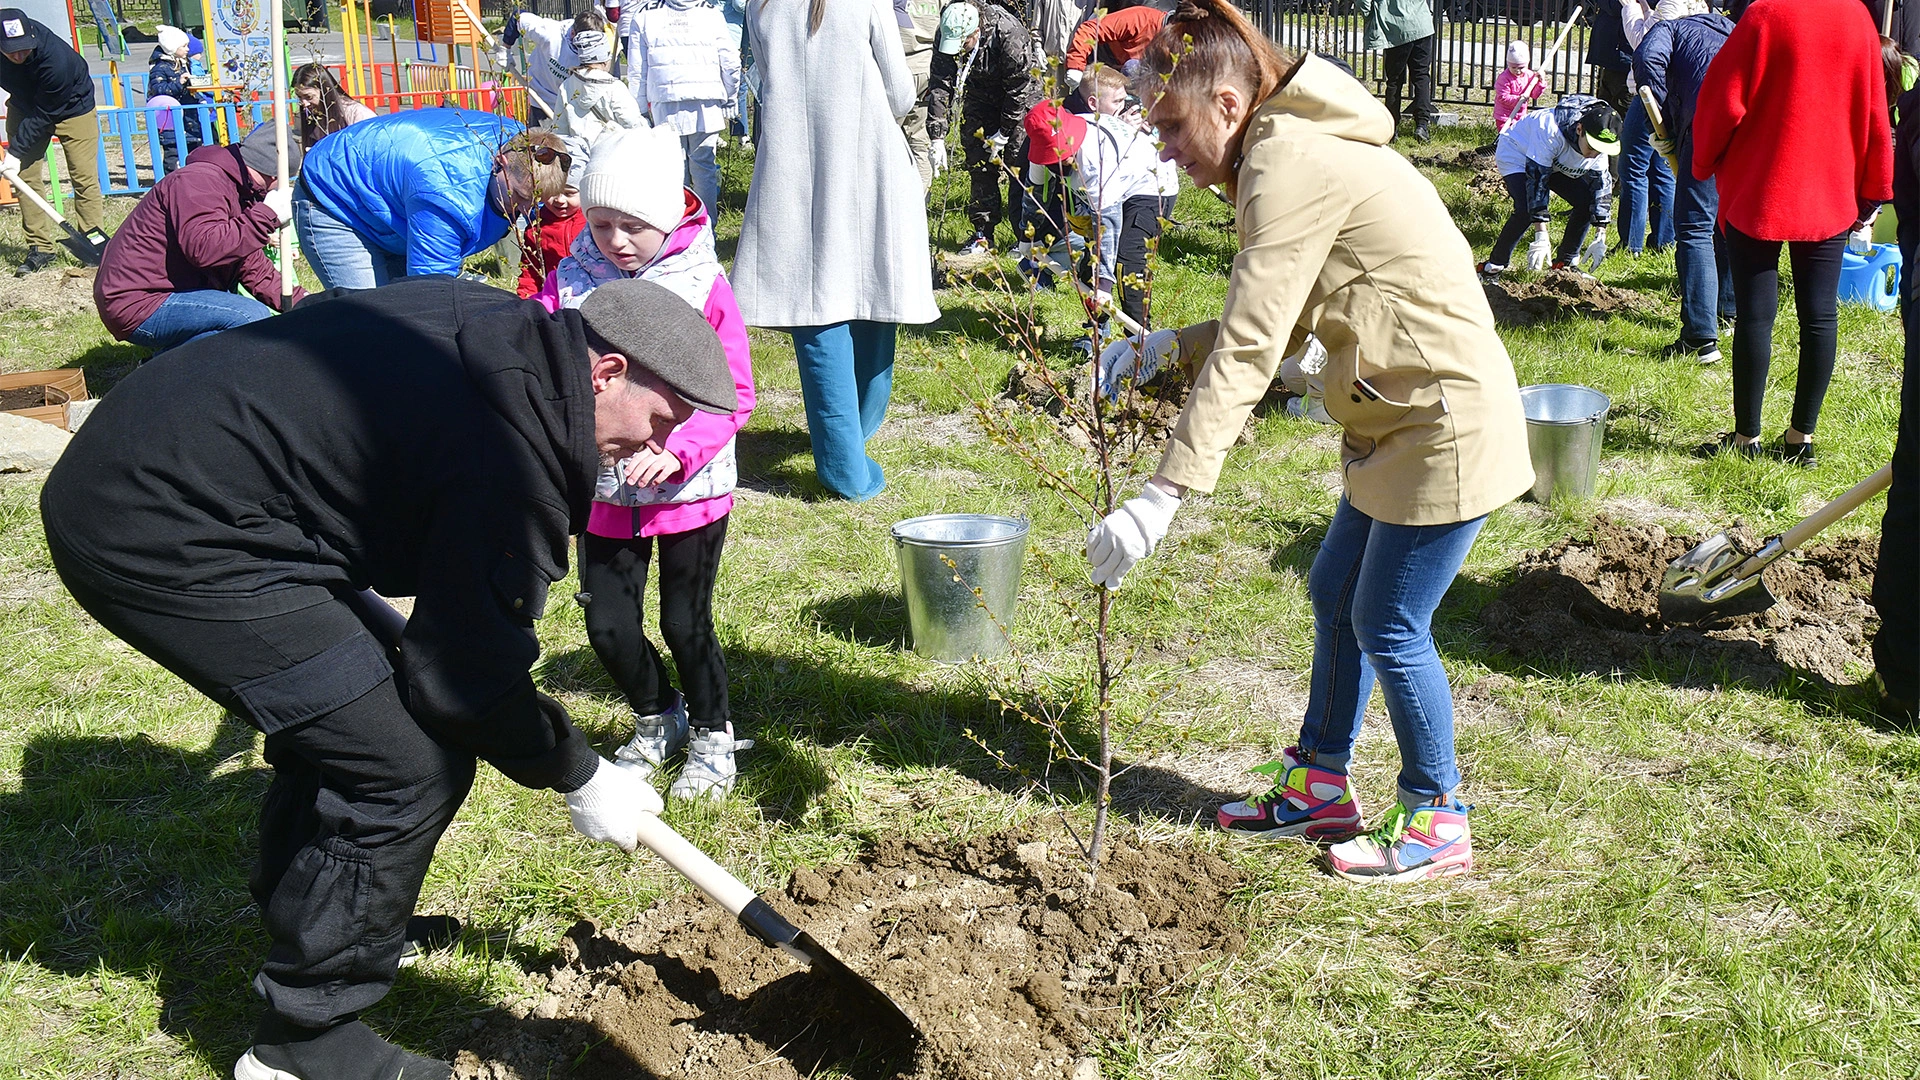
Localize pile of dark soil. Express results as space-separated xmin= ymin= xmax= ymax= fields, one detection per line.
xmin=0 ymin=386 xmax=50 ymax=411
xmin=1483 ymin=269 xmax=1657 ymax=326
xmin=1003 ymin=359 xmax=1189 ymax=436
xmin=455 ymin=828 xmax=1246 ymax=1080
xmin=1479 ymin=519 xmax=1879 ymax=685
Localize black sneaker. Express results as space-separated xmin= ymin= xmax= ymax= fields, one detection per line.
xmin=1661 ymin=337 xmax=1722 ymax=365
xmin=1414 ymin=122 xmax=1432 ymax=143
xmin=234 ymin=1017 xmax=451 ymax=1080
xmin=1693 ymin=432 xmax=1763 ymax=460
xmin=1773 ymin=438 xmax=1816 ymax=468
xmin=398 ymin=914 xmax=461 ymax=967
xmin=15 ymin=248 xmax=55 ymax=277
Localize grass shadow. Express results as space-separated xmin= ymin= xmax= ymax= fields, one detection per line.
xmin=802 ymin=586 xmax=909 ymax=651
xmin=734 ymin=426 xmax=821 ymax=499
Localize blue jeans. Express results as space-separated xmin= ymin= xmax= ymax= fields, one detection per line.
xmin=127 ymin=289 xmax=276 ymax=353
xmin=789 ymin=321 xmax=896 ymax=501
xmin=293 ymin=182 xmax=407 ymax=290
xmin=1619 ymin=99 xmax=1675 ymax=253
xmin=1298 ymin=499 xmax=1487 ymax=807
xmin=1673 ymin=130 xmax=1735 ymax=345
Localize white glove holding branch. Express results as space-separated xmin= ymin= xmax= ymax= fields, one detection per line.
xmin=262 ymin=187 xmax=294 ymax=227
xmin=1086 ymin=481 xmax=1180 ymax=590
xmin=566 ymin=755 xmax=664 ymax=852
xmin=1525 ymin=232 xmax=1551 ymax=271
xmin=1096 ymin=327 xmax=1179 ymax=400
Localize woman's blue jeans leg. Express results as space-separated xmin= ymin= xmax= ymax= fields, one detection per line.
xmin=790 ymin=321 xmax=893 ymax=501
xmin=1296 ymin=499 xmax=1486 ymax=808
xmin=126 ymin=289 xmax=276 ymax=353
xmin=1619 ymin=100 xmax=1675 ymax=254
xmin=293 ymin=184 xmax=406 ymax=291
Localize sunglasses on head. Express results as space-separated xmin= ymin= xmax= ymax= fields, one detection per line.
xmin=499 ymin=143 xmax=572 ymax=172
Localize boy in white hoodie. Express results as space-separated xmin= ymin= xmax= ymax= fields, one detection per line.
xmin=621 ymin=0 xmax=741 ymax=215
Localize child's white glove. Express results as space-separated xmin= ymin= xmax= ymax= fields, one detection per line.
xmin=1526 ymin=232 xmax=1551 ymax=271
xmin=565 ymin=756 xmax=664 ymax=853
xmin=1096 ymin=327 xmax=1180 ymax=400
xmin=1583 ymin=234 xmax=1607 ymax=269
xmin=1086 ymin=482 xmax=1180 ymax=590
xmin=262 ymin=187 xmax=294 ymax=227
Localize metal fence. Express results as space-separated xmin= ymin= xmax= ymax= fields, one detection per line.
xmin=1242 ymin=0 xmax=1601 ymax=111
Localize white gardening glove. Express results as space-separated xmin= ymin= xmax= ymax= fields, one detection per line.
xmin=988 ymin=132 xmax=1008 ymax=161
xmin=1064 ymin=68 xmax=1083 ymax=90
xmin=1526 ymin=232 xmax=1551 ymax=271
xmin=1583 ymin=233 xmax=1607 ymax=269
xmin=929 ymin=138 xmax=948 ymax=177
xmin=1848 ymin=223 xmax=1874 ymax=255
xmin=262 ymin=187 xmax=294 ymax=226
xmin=1650 ymin=132 xmax=1674 ymax=160
xmin=491 ymin=45 xmax=510 ymax=67
xmin=1086 ymin=482 xmax=1181 ymax=590
xmin=1096 ymin=327 xmax=1179 ymax=399
xmin=565 ymin=755 xmax=664 ymax=853
xmin=1278 ymin=333 xmax=1328 ymax=398
xmin=0 ymin=152 xmax=19 ymax=178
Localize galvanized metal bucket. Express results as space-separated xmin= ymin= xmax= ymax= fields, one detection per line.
xmin=890 ymin=514 xmax=1029 ymax=662
xmin=1519 ymin=383 xmax=1610 ymax=502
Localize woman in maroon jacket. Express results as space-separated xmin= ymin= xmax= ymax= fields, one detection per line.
xmin=1691 ymin=0 xmax=1892 ymax=466
xmin=92 ymin=124 xmax=305 ymax=353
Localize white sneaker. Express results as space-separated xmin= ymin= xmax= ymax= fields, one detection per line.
xmin=669 ymin=723 xmax=754 ymax=801
xmin=962 ymin=234 xmax=990 ymax=257
xmin=613 ymin=695 xmax=689 ymax=780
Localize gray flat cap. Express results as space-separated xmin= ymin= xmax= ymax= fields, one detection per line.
xmin=577 ymin=278 xmax=737 ymax=415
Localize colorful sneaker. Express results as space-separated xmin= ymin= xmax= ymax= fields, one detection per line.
xmin=1326 ymin=800 xmax=1473 ymax=883
xmin=613 ymin=694 xmax=689 ymax=780
xmin=669 ymin=722 xmax=754 ymax=801
xmin=1216 ymin=750 xmax=1364 ymax=841
xmin=961 ymin=233 xmax=991 ymax=257
xmin=1475 ymin=260 xmax=1506 ymax=284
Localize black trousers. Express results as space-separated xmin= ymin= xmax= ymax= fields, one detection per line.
xmin=962 ymin=114 xmax=1031 ymax=241
xmin=1490 ymin=171 xmax=1600 ymax=266
xmin=1382 ymin=34 xmax=1435 ymax=130
xmin=1592 ymin=66 xmax=1630 ymax=112
xmin=48 ymin=565 xmax=472 ymax=1030
xmin=580 ymin=515 xmax=731 ymax=728
xmin=1116 ymin=194 xmax=1168 ymax=329
xmin=1875 ymin=302 xmax=1920 ymax=701
xmin=1725 ymin=224 xmax=1845 ymax=438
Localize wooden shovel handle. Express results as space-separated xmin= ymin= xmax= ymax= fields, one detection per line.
xmin=1638 ymin=86 xmax=1683 ymax=178
xmin=632 ymin=812 xmax=758 ymax=916
xmin=1733 ymin=464 xmax=1894 ymax=579
xmin=4 ymin=165 xmax=67 ymax=224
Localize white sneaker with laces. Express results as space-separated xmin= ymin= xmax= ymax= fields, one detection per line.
xmin=962 ymin=234 xmax=990 ymax=257
xmin=670 ymin=723 xmax=754 ymax=801
xmin=613 ymin=695 xmax=689 ymax=780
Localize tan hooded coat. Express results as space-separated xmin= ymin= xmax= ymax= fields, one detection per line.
xmin=1158 ymin=54 xmax=1534 ymax=526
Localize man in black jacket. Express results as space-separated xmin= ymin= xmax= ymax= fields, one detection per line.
xmin=40 ymin=277 xmax=736 ymax=1080
xmin=1880 ymin=85 xmax=1920 ymax=726
xmin=927 ymin=0 xmax=1043 ymax=254
xmin=0 ymin=8 xmax=103 ymax=276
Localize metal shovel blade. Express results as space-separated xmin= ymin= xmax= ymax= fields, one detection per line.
xmin=739 ymin=897 xmax=921 ymax=1045
xmin=58 ymin=224 xmax=110 ymax=268
xmin=1658 ymin=531 xmax=1778 ymax=624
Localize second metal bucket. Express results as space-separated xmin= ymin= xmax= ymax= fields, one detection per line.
xmin=890 ymin=514 xmax=1029 ymax=662
xmin=1519 ymin=383 xmax=1610 ymax=502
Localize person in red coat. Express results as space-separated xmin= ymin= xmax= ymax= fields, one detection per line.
xmin=1690 ymin=0 xmax=1893 ymax=466
xmin=516 ymin=180 xmax=585 ymax=298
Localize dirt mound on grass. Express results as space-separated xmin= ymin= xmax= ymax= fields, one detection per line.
xmin=1483 ymin=269 xmax=1656 ymax=326
xmin=455 ymin=828 xmax=1245 ymax=1080
xmin=1003 ymin=359 xmax=1189 ymax=435
xmin=1479 ymin=519 xmax=1879 ymax=686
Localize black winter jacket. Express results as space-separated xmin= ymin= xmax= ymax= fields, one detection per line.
xmin=1632 ymin=12 xmax=1733 ymax=147
xmin=0 ymin=9 xmax=96 ymax=161
xmin=1583 ymin=0 xmax=1633 ymax=73
xmin=927 ymin=0 xmax=1041 ymax=143
xmin=40 ymin=278 xmax=604 ymax=792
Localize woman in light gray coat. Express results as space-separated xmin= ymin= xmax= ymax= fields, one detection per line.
xmin=734 ymin=0 xmax=940 ymax=500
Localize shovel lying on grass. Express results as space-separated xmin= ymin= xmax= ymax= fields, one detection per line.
xmin=2 ymin=162 xmax=110 ymax=266
xmin=1660 ymin=464 xmax=1893 ymax=623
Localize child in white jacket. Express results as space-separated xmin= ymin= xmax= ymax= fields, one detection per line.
xmin=555 ymin=13 xmax=647 ymax=165
xmin=621 ymin=0 xmax=741 ymax=215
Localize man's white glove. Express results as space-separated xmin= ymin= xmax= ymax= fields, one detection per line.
xmin=262 ymin=187 xmax=294 ymax=226
xmin=1064 ymin=68 xmax=1083 ymax=90
xmin=1096 ymin=326 xmax=1179 ymax=400
xmin=988 ymin=132 xmax=1008 ymax=161
xmin=1650 ymin=132 xmax=1674 ymax=160
xmin=1583 ymin=233 xmax=1607 ymax=269
xmin=929 ymin=138 xmax=948 ymax=177
xmin=0 ymin=152 xmax=19 ymax=179
xmin=491 ymin=46 xmax=510 ymax=67
xmin=1848 ymin=223 xmax=1875 ymax=255
xmin=1526 ymin=232 xmax=1551 ymax=271
xmin=1086 ymin=482 xmax=1180 ymax=590
xmin=565 ymin=755 xmax=664 ymax=853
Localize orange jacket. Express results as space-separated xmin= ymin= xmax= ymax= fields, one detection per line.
xmin=1064 ymin=6 xmax=1165 ymax=72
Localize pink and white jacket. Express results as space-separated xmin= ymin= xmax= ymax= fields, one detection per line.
xmin=1494 ymin=67 xmax=1544 ymax=132
xmin=536 ymin=188 xmax=756 ymax=540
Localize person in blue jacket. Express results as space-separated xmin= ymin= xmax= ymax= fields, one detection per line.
xmin=292 ymin=108 xmax=569 ymax=289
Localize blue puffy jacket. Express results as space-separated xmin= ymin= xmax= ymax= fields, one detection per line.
xmin=1632 ymin=13 xmax=1734 ymax=148
xmin=301 ymin=108 xmax=522 ymax=278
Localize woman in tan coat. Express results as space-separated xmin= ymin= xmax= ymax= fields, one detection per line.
xmin=1084 ymin=0 xmax=1533 ymax=882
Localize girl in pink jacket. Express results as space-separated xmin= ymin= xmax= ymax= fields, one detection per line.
xmin=535 ymin=126 xmax=758 ymax=800
xmin=1494 ymin=40 xmax=1544 ymax=132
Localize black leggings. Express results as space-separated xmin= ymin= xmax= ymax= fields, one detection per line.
xmin=580 ymin=515 xmax=730 ymax=729
xmin=1725 ymin=224 xmax=1845 ymax=438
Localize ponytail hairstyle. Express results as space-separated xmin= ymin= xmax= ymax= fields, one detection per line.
xmin=757 ymin=0 xmax=827 ymax=36
xmin=1139 ymin=0 xmax=1296 ymax=118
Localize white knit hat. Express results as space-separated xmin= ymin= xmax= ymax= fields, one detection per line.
xmin=1507 ymin=40 xmax=1529 ymax=68
xmin=579 ymin=126 xmax=686 ymax=233
xmin=157 ymin=24 xmax=189 ymax=55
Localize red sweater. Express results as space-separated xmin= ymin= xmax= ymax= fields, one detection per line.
xmin=516 ymin=202 xmax=586 ymax=298
xmin=1691 ymin=0 xmax=1891 ymax=242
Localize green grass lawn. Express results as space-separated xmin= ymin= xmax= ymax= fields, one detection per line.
xmin=1 ymin=126 xmax=1914 ymax=1079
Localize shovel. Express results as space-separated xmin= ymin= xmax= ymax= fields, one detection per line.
xmin=1659 ymin=464 xmax=1893 ymax=623
xmin=1 ymin=162 xmax=110 ymax=266
xmin=631 ymin=812 xmax=922 ymax=1045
